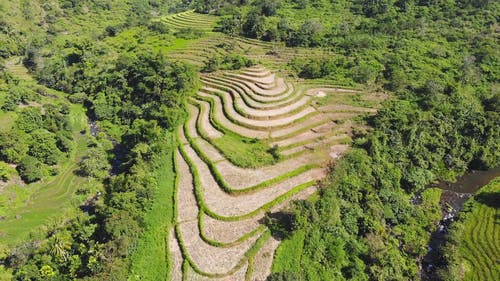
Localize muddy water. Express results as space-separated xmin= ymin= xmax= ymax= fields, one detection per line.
xmin=434 ymin=167 xmax=500 ymax=193
xmin=422 ymin=167 xmax=500 ymax=280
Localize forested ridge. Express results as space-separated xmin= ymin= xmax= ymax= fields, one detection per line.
xmin=0 ymin=0 xmax=498 ymax=280
xmin=1 ymin=1 xmax=198 ymax=280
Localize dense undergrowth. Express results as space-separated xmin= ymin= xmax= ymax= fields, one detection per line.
xmin=0 ymin=1 xmax=198 ymax=280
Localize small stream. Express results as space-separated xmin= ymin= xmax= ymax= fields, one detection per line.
xmin=87 ymin=118 xmax=126 ymax=175
xmin=421 ymin=167 xmax=500 ymax=280
xmin=89 ymin=119 xmax=99 ymax=137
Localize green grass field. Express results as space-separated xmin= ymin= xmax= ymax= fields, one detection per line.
xmin=444 ymin=177 xmax=500 ymax=281
xmin=0 ymin=60 xmax=96 ymax=246
xmin=272 ymin=229 xmax=305 ymax=274
xmin=0 ymin=103 xmax=93 ymax=246
xmin=128 ymin=133 xmax=176 ymax=280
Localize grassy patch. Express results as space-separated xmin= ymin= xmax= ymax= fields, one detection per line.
xmin=128 ymin=133 xmax=176 ymax=281
xmin=271 ymin=229 xmax=305 ymax=274
xmin=0 ymin=111 xmax=16 ymax=131
xmin=0 ymin=104 xmax=94 ymax=246
xmin=212 ymin=133 xmax=276 ymax=168
xmin=311 ymin=90 xmax=378 ymax=108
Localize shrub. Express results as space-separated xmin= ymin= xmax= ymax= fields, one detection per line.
xmin=0 ymin=161 xmax=15 ymax=181
xmin=15 ymin=107 xmax=43 ymax=133
xmin=17 ymin=156 xmax=46 ymax=183
xmin=174 ymin=28 xmax=204 ymax=39
xmin=68 ymin=92 xmax=88 ymax=104
xmin=29 ymin=129 xmax=63 ymax=165
xmin=78 ymin=147 xmax=110 ymax=179
xmin=202 ymin=57 xmax=220 ymax=73
xmin=148 ymin=21 xmax=170 ymax=34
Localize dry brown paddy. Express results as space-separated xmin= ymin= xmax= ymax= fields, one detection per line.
xmin=170 ymin=63 xmax=384 ymax=280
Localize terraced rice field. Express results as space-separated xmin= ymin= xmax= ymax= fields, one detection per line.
xmin=0 ymin=60 xmax=93 ymax=246
xmin=160 ymin=10 xmax=385 ymax=280
xmin=451 ymin=178 xmax=500 ymax=281
xmin=170 ymin=65 xmax=383 ymax=280
xmin=160 ymin=10 xmax=218 ymax=32
xmin=161 ymin=11 xmax=332 ymax=70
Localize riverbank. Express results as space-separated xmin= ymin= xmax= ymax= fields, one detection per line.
xmin=422 ymin=168 xmax=500 ymax=280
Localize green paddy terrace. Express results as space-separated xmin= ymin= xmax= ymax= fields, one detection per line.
xmin=0 ymin=60 xmax=100 ymax=246
xmin=443 ymin=178 xmax=500 ymax=281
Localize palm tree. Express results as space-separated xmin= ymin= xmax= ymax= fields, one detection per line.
xmin=49 ymin=232 xmax=72 ymax=261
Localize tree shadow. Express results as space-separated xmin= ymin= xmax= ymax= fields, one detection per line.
xmin=259 ymin=211 xmax=295 ymax=240
xmin=474 ymin=192 xmax=500 ymax=209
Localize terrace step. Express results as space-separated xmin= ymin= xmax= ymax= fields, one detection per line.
xmin=200 ymin=79 xmax=302 ymax=110
xmin=199 ymin=86 xmax=304 ymax=118
xmin=223 ymin=73 xmax=289 ymax=96
xmin=178 ymin=220 xmax=259 ymax=274
xmin=203 ymin=75 xmax=293 ymax=102
xmin=197 ymin=91 xmax=319 ymax=130
xmin=196 ymin=90 xmax=327 ymax=131
xmin=185 ymin=262 xmax=249 ymax=281
xmin=192 ymin=94 xmax=270 ymax=139
xmin=195 ymin=101 xmax=223 ymax=139
xmin=250 ymin=236 xmax=280 ymax=281
xmin=169 ymin=229 xmax=184 ymax=281
xmin=271 ymin=121 xmax=343 ymax=148
xmin=317 ymin=104 xmax=377 ymax=113
xmin=280 ymin=134 xmax=350 ymax=156
xmin=201 ymin=213 xmax=263 ymax=245
xmin=182 ymin=143 xmax=324 ymax=217
xmin=175 ymin=150 xmax=261 ymax=275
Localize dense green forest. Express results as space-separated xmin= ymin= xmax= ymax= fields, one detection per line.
xmin=0 ymin=0 xmax=498 ymax=280
xmin=0 ymin=1 xmax=197 ymax=280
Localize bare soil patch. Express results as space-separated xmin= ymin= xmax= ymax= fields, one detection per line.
xmin=169 ymin=228 xmax=184 ymax=281
xmin=179 ymin=220 xmax=258 ymax=274
xmin=250 ymin=236 xmax=281 ymax=281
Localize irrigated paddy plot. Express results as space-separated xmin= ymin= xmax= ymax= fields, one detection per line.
xmin=170 ymin=63 xmax=384 ymax=280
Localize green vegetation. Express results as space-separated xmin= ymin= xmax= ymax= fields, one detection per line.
xmin=272 ymin=230 xmax=305 ymax=273
xmin=202 ymin=54 xmax=254 ymax=72
xmin=439 ymin=178 xmax=500 ymax=281
xmin=0 ymin=79 xmax=73 ymax=182
xmin=0 ymin=57 xmax=95 ymax=246
xmin=272 ymin=150 xmax=444 ymax=280
xmin=0 ymin=76 xmax=105 ymax=254
xmin=212 ymin=134 xmax=276 ymax=167
xmin=128 ymin=134 xmax=176 ymax=280
xmin=0 ymin=1 xmax=199 ymax=280
xmin=0 ymin=0 xmax=498 ymax=280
